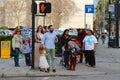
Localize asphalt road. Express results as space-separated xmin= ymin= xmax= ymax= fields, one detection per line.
xmin=1 ymin=74 xmax=120 ymax=80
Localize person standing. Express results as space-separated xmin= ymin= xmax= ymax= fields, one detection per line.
xmin=43 ymin=25 xmax=58 ymax=72
xmin=61 ymin=29 xmax=71 ymax=68
xmin=101 ymin=33 xmax=106 ymax=44
xmin=22 ymin=40 xmax=31 ymax=66
xmin=34 ymin=25 xmax=44 ymax=68
xmin=82 ymin=30 xmax=97 ymax=68
xmin=39 ymin=44 xmax=49 ymax=72
xmin=77 ymin=29 xmax=87 ymax=63
xmin=12 ymin=30 xmax=22 ymax=67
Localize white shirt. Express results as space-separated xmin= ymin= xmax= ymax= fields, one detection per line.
xmin=43 ymin=31 xmax=57 ymax=49
xmin=36 ymin=33 xmax=44 ymax=44
xmin=83 ymin=35 xmax=97 ymax=50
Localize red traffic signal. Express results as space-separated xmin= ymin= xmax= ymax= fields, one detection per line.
xmin=39 ymin=2 xmax=51 ymax=13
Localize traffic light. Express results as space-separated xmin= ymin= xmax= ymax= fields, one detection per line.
xmin=39 ymin=2 xmax=51 ymax=13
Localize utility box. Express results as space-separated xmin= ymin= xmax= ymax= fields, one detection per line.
xmin=0 ymin=41 xmax=11 ymax=58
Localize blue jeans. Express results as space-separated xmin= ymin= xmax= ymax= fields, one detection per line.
xmin=24 ymin=53 xmax=31 ymax=65
xmin=14 ymin=48 xmax=20 ymax=66
xmin=64 ymin=51 xmax=70 ymax=68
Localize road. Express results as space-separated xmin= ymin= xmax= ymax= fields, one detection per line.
xmin=1 ymin=74 xmax=120 ymax=80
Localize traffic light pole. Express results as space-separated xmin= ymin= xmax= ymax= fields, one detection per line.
xmin=115 ymin=0 xmax=119 ymax=48
xmin=43 ymin=0 xmax=46 ymax=27
xmin=31 ymin=0 xmax=35 ymax=69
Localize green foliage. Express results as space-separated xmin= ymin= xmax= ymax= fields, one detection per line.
xmin=0 ymin=35 xmax=13 ymax=41
xmin=0 ymin=26 xmax=8 ymax=30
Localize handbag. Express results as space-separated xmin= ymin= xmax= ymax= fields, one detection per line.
xmin=11 ymin=49 xmax=17 ymax=56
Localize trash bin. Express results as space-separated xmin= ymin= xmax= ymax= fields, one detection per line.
xmin=0 ymin=41 xmax=11 ymax=58
xmin=108 ymin=39 xmax=115 ymax=48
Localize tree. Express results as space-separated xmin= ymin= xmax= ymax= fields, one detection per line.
xmin=45 ymin=0 xmax=79 ymax=28
xmin=3 ymin=0 xmax=30 ymax=27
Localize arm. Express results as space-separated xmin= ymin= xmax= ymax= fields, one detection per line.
xmin=94 ymin=43 xmax=97 ymax=52
xmin=35 ymin=33 xmax=41 ymax=43
xmin=93 ymin=36 xmax=98 ymax=52
xmin=12 ymin=37 xmax=15 ymax=50
xmin=82 ymin=42 xmax=85 ymax=51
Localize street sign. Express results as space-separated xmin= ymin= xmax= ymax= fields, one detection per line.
xmin=85 ymin=5 xmax=94 ymax=13
xmin=109 ymin=4 xmax=115 ymax=12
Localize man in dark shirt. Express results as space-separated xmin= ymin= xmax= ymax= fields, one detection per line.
xmin=77 ymin=29 xmax=87 ymax=63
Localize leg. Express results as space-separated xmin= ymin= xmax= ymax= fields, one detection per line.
xmin=46 ymin=49 xmax=51 ymax=67
xmin=67 ymin=60 xmax=72 ymax=70
xmin=50 ymin=49 xmax=55 ymax=69
xmin=84 ymin=51 xmax=88 ymax=64
xmin=14 ymin=48 xmax=20 ymax=66
xmin=24 ymin=54 xmax=28 ymax=65
xmin=27 ymin=53 xmax=31 ymax=65
xmin=25 ymin=53 xmax=31 ymax=66
xmin=90 ymin=51 xmax=96 ymax=67
xmin=79 ymin=52 xmax=83 ymax=63
xmin=73 ymin=59 xmax=77 ymax=70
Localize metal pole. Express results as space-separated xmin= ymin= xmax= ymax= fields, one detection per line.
xmin=108 ymin=0 xmax=111 ymax=48
xmin=84 ymin=5 xmax=86 ymax=29
xmin=43 ymin=0 xmax=46 ymax=27
xmin=31 ymin=0 xmax=35 ymax=69
xmin=115 ymin=0 xmax=119 ymax=48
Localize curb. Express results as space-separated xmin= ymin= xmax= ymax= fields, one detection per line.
xmin=0 ymin=71 xmax=106 ymax=78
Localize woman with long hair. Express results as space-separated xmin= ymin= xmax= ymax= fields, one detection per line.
xmin=61 ymin=29 xmax=71 ymax=68
xmin=34 ymin=25 xmax=44 ymax=68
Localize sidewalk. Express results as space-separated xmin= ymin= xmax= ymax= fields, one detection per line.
xmin=0 ymin=40 xmax=120 ymax=77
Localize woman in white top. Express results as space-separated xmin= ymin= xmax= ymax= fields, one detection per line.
xmin=12 ymin=30 xmax=22 ymax=67
xmin=34 ymin=25 xmax=44 ymax=68
xmin=82 ymin=30 xmax=97 ymax=68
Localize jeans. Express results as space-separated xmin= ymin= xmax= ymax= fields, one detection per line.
xmin=14 ymin=48 xmax=20 ymax=66
xmin=24 ymin=53 xmax=31 ymax=65
xmin=46 ymin=49 xmax=55 ymax=69
xmin=101 ymin=38 xmax=105 ymax=44
xmin=64 ymin=51 xmax=70 ymax=68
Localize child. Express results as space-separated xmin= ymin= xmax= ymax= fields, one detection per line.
xmin=67 ymin=48 xmax=77 ymax=71
xmin=22 ymin=40 xmax=31 ymax=66
xmin=39 ymin=44 xmax=49 ymax=72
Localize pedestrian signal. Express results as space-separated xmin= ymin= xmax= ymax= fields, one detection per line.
xmin=39 ymin=2 xmax=51 ymax=13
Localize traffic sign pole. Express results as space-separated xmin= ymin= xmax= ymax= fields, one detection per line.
xmin=85 ymin=5 xmax=94 ymax=29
